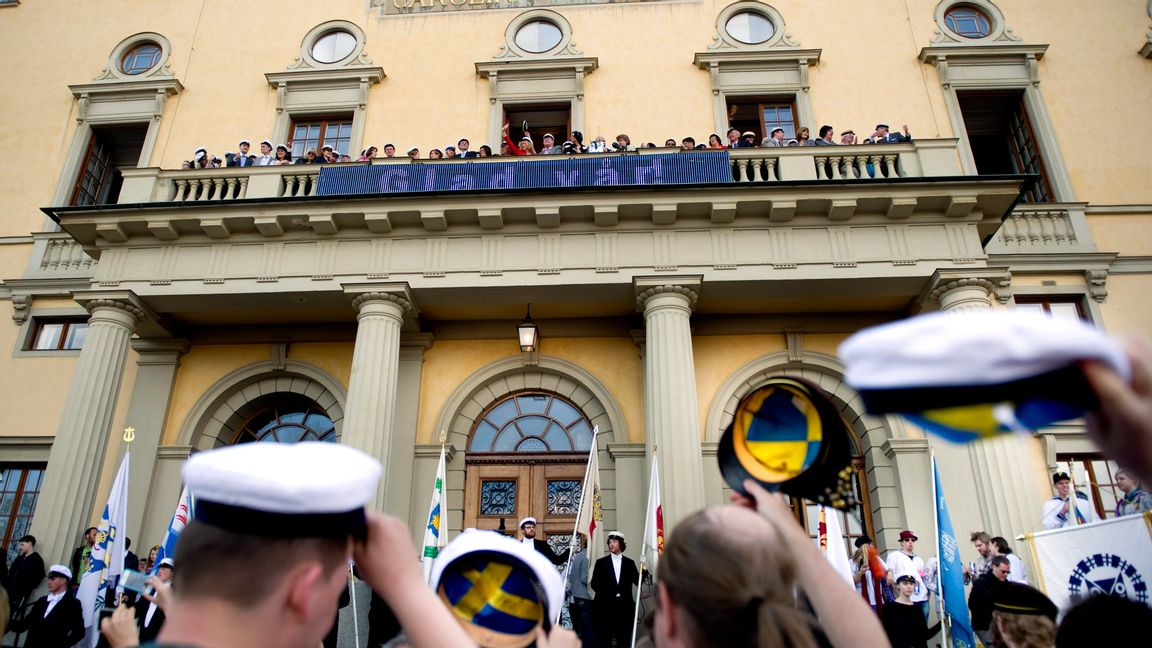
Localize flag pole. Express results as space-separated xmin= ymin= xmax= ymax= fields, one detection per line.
xmin=630 ymin=443 xmax=656 ymax=648
xmin=348 ymin=562 xmax=360 ymax=648
xmin=558 ymin=426 xmax=599 ymax=625
xmin=930 ymin=452 xmax=950 ymax=648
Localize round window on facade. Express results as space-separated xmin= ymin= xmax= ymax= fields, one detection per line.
xmin=311 ymin=30 xmax=357 ymax=64
xmin=725 ymin=11 xmax=775 ymax=45
xmin=120 ymin=42 xmax=162 ymax=75
xmin=514 ymin=20 xmax=563 ymax=53
xmin=943 ymin=5 xmax=992 ymax=39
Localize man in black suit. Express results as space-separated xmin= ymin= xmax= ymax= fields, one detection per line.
xmin=590 ymin=531 xmax=639 ymax=648
xmin=9 ymin=564 xmax=85 ymax=647
xmin=870 ymin=123 xmax=912 ymax=144
xmin=518 ymin=517 xmax=569 ymax=566
xmin=134 ymin=557 xmax=174 ymax=642
xmin=457 ymin=138 xmax=479 ymax=158
xmin=6 ymin=534 xmax=45 ymax=618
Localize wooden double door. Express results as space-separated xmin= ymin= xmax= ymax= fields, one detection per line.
xmin=464 ymin=454 xmax=585 ymax=550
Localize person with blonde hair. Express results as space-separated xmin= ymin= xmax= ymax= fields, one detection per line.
xmin=652 ymin=480 xmax=888 ymax=648
xmin=987 ymin=583 xmax=1057 ymax=648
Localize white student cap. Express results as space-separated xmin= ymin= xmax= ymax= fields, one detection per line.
xmin=48 ymin=564 xmax=72 ymax=580
xmin=260 ymin=139 xmax=273 ymax=148
xmin=607 ymin=530 xmax=625 ymax=541
xmin=183 ymin=441 xmax=382 ymax=539
xmin=519 ymin=516 xmax=537 ymax=528
xmin=158 ymin=557 xmax=175 ymax=569
xmin=239 ymin=139 xmax=251 ymax=146
xmin=839 ymin=310 xmax=1130 ymax=413
xmin=431 ymin=530 xmax=564 ymax=625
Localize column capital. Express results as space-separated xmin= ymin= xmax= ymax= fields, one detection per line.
xmin=73 ymin=290 xmax=151 ymax=323
xmin=130 ymin=338 xmax=191 ymax=364
xmin=343 ymin=282 xmax=418 ymax=317
xmin=633 ymin=275 xmax=702 ymax=312
xmin=921 ymin=268 xmax=1012 ymax=311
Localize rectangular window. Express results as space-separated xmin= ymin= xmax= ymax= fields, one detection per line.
xmin=957 ymin=91 xmax=1054 ymax=203
xmin=289 ymin=116 xmax=353 ymax=159
xmin=503 ymin=103 xmax=572 ymax=151
xmin=70 ymin=124 xmax=148 ymax=206
xmin=1 ymin=464 xmax=46 ymax=563
xmin=727 ymin=96 xmax=798 ymax=144
xmin=1014 ymin=297 xmax=1087 ymax=321
xmin=1056 ymin=453 xmax=1119 ymax=519
xmin=30 ymin=319 xmax=88 ymax=350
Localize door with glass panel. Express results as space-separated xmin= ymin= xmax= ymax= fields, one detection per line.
xmin=463 ymin=390 xmax=594 ymax=554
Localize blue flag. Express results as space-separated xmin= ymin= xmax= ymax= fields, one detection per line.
xmin=933 ymin=457 xmax=975 ymax=648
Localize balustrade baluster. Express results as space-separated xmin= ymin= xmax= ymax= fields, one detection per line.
xmin=736 ymin=159 xmax=749 ymax=183
xmin=174 ymin=179 xmax=189 ymax=201
xmin=237 ymin=176 xmax=249 ymax=199
xmin=308 ymin=174 xmax=319 ymax=196
xmin=764 ymin=159 xmax=777 ymax=181
xmin=751 ymin=159 xmax=764 ymax=183
xmin=224 ymin=178 xmax=238 ymax=200
xmin=883 ymin=155 xmax=899 ymax=178
xmin=815 ymin=158 xmax=829 ymax=180
xmin=283 ymin=176 xmax=298 ymax=197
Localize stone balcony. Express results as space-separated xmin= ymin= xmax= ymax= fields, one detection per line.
xmin=114 ymin=138 xmax=967 ymax=205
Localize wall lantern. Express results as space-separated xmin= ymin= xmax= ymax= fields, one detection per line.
xmin=517 ymin=305 xmax=539 ymax=353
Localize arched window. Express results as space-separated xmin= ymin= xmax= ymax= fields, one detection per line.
xmin=469 ymin=391 xmax=593 ymax=453
xmin=231 ymin=393 xmax=336 ymax=444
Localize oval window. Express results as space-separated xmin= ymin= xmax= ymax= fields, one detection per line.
xmin=944 ymin=5 xmax=992 ymax=39
xmin=311 ymin=30 xmax=357 ymax=63
xmin=514 ymin=20 xmax=563 ymax=53
xmin=725 ymin=11 xmax=775 ymax=45
xmin=120 ymin=43 xmax=162 ymax=75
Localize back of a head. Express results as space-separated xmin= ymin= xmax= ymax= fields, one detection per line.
xmin=993 ymin=611 xmax=1055 ymax=648
xmin=174 ymin=520 xmax=346 ymax=608
xmin=661 ymin=507 xmax=820 ymax=648
xmin=1056 ymin=595 xmax=1152 ymax=646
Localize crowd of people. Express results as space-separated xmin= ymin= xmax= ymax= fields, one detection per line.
xmin=178 ymin=122 xmax=913 ymax=169
xmin=3 ymin=335 xmax=1152 ymax=648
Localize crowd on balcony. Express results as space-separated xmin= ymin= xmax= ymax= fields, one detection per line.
xmin=179 ymin=122 xmax=913 ymax=169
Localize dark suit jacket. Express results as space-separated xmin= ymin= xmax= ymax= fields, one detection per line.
xmin=10 ymin=591 xmax=86 ymax=648
xmin=135 ymin=596 xmax=167 ymax=643
xmin=590 ymin=554 xmax=639 ymax=607
xmin=532 ymin=538 xmax=569 ymax=566
xmin=7 ymin=551 xmax=45 ymax=606
xmin=458 ymin=151 xmax=479 ymax=158
xmin=967 ymin=573 xmax=1004 ymax=632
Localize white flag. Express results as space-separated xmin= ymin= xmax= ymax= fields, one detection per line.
xmin=577 ymin=434 xmax=603 ymax=567
xmin=643 ymin=455 xmax=665 ymax=576
xmin=420 ymin=446 xmax=447 ymax=585
xmin=818 ymin=505 xmax=855 ymax=586
xmin=79 ymin=450 xmax=130 ymax=646
xmin=1025 ymin=512 xmax=1152 ymax=617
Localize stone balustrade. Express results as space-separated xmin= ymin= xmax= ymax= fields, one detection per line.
xmin=116 ymin=138 xmax=966 ymax=205
xmin=985 ymin=203 xmax=1097 ymax=254
xmin=39 ymin=237 xmax=97 ymax=274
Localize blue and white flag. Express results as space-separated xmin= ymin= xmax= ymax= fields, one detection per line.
xmin=420 ymin=445 xmax=447 ymax=585
xmin=933 ymin=457 xmax=975 ymax=648
xmin=153 ymin=485 xmax=193 ymax=575
xmin=78 ymin=450 xmax=130 ymax=646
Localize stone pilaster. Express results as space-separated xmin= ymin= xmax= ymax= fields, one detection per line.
xmin=121 ymin=338 xmax=189 ymax=540
xmin=384 ymin=334 xmax=433 ymax=525
xmin=635 ymin=276 xmax=705 ymax=528
xmin=920 ymin=268 xmax=1045 ymax=541
xmin=32 ymin=292 xmax=147 ymax=564
xmin=342 ymin=283 xmax=416 ymax=511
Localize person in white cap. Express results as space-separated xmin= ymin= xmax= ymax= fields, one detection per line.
xmin=9 ymin=563 xmax=85 ymax=647
xmin=144 ymin=442 xmax=472 ymax=648
xmin=254 ymin=140 xmax=274 ymax=166
xmin=227 ymin=140 xmax=255 ymax=167
xmin=590 ymin=530 xmax=638 ymax=647
xmin=430 ymin=529 xmax=577 ymax=647
xmin=134 ymin=556 xmax=175 ymax=642
xmin=518 ymin=517 xmax=568 ymax=566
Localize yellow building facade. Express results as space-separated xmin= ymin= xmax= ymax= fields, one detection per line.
xmin=1 ymin=0 xmax=1150 ymax=586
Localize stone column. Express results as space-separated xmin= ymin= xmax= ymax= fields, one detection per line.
xmin=384 ymin=334 xmax=433 ymax=525
xmin=635 ymin=276 xmax=705 ymax=528
xmin=922 ymin=269 xmax=1046 ymax=541
xmin=32 ymin=292 xmax=147 ymax=564
xmin=342 ymin=283 xmax=416 ymax=511
xmin=121 ymin=338 xmax=189 ymax=540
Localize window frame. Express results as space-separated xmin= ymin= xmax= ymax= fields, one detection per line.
xmin=727 ymin=95 xmax=800 ymax=143
xmin=792 ymin=455 xmax=875 ymax=546
xmin=29 ymin=318 xmax=89 ymax=351
xmin=288 ymin=115 xmax=355 ymax=159
xmin=120 ymin=42 xmax=163 ymax=76
xmin=468 ymin=389 xmax=594 ymax=455
xmin=1055 ymin=453 xmax=1119 ymax=520
xmin=1 ymin=463 xmax=47 ymax=564
xmin=942 ymin=5 xmax=993 ymax=39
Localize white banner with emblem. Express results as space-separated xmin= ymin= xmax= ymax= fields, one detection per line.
xmin=1023 ymin=512 xmax=1152 ymax=616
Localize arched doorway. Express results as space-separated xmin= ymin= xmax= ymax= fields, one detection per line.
xmin=463 ymin=390 xmax=593 ymax=553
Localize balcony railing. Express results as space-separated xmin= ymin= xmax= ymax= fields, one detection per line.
xmin=116 ymin=139 xmax=967 ymax=205
xmin=986 ymin=203 xmax=1097 ymax=254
